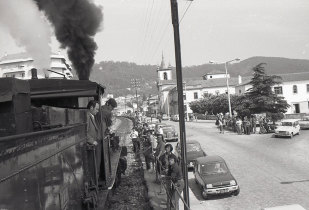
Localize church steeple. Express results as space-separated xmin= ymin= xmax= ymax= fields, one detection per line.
xmin=157 ymin=52 xmax=172 ymax=81
xmin=160 ymin=52 xmax=165 ymax=69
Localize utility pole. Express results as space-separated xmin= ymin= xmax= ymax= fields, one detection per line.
xmin=131 ymin=78 xmax=140 ymax=113
xmin=170 ymin=0 xmax=190 ymax=209
xmin=125 ymin=97 xmax=127 ymax=114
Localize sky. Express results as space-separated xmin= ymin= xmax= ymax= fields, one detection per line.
xmin=0 ymin=0 xmax=309 ymax=66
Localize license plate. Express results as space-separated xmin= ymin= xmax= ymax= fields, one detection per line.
xmin=220 ymin=189 xmax=228 ymax=193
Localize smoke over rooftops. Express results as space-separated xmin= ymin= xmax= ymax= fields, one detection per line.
xmin=34 ymin=0 xmax=103 ymax=80
xmin=0 ymin=0 xmax=51 ymax=69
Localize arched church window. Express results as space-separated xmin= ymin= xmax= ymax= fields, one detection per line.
xmin=163 ymin=72 xmax=168 ymax=80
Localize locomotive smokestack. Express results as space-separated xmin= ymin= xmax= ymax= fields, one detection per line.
xmin=31 ymin=68 xmax=38 ymax=79
xmin=33 ymin=0 xmax=103 ymax=80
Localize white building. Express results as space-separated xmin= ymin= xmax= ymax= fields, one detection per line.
xmin=0 ymin=52 xmax=73 ymax=79
xmin=156 ymin=53 xmax=244 ymax=116
xmin=236 ymin=72 xmax=309 ymax=114
xmin=202 ymin=70 xmax=230 ymax=80
xmin=167 ymin=77 xmax=241 ymax=115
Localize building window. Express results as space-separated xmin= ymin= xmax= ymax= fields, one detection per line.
xmin=293 ymin=85 xmax=298 ymax=94
xmin=274 ymin=86 xmax=283 ymax=95
xmin=307 ymin=84 xmax=309 ymax=92
xmin=194 ymin=92 xmax=198 ymax=99
xmin=163 ymin=72 xmax=167 ymax=80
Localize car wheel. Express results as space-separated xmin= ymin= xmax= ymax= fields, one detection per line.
xmin=297 ymin=131 xmax=300 ymax=135
xmin=201 ymin=188 xmax=208 ymax=200
xmin=234 ymin=188 xmax=240 ymax=196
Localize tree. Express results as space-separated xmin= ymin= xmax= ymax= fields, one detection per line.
xmin=246 ymin=63 xmax=289 ymax=122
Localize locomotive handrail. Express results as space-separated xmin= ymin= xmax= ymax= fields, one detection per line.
xmin=0 ymin=123 xmax=85 ymax=142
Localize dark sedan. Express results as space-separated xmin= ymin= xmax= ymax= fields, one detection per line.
xmin=176 ymin=140 xmax=206 ymax=169
xmin=194 ymin=156 xmax=240 ymax=199
xmin=162 ymin=125 xmax=178 ymax=142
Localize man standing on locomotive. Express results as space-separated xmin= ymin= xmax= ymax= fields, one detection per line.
xmin=87 ymin=100 xmax=100 ymax=145
xmin=98 ymin=98 xmax=117 ymax=134
xmin=86 ymin=100 xmax=101 ymax=182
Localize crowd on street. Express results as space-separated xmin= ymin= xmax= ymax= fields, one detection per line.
xmin=129 ymin=120 xmax=185 ymax=210
xmin=216 ymin=113 xmax=273 ymax=135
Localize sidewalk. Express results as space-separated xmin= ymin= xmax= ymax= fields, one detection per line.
xmin=142 ymin=158 xmax=207 ymax=210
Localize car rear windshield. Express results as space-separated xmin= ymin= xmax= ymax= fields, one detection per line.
xmin=187 ymin=143 xmax=202 ymax=152
xmin=201 ymin=162 xmax=228 ymax=175
xmin=281 ymin=122 xmax=293 ymax=126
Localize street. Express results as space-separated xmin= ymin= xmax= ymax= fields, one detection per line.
xmin=165 ymin=120 xmax=309 ymax=210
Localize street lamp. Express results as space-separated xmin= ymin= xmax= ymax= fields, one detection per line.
xmin=209 ymin=58 xmax=240 ymax=117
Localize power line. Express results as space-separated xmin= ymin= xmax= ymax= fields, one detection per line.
xmin=180 ymin=0 xmax=193 ymax=23
xmin=140 ymin=0 xmax=155 ymax=64
xmin=148 ymin=0 xmax=193 ymax=65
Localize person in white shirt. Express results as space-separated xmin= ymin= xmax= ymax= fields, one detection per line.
xmin=130 ymin=128 xmax=140 ymax=152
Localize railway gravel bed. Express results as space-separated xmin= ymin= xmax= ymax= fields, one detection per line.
xmin=105 ymin=117 xmax=152 ymax=210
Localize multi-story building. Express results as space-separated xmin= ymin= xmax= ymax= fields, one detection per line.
xmin=236 ymin=72 xmax=309 ymax=114
xmin=156 ymin=54 xmax=244 ymax=116
xmin=0 ymin=52 xmax=73 ymax=79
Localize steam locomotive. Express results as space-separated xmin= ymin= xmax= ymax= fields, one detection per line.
xmin=0 ymin=73 xmax=125 ymax=210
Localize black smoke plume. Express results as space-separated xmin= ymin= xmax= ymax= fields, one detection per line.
xmin=34 ymin=0 xmax=103 ymax=80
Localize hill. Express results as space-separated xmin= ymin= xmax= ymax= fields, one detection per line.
xmin=87 ymin=57 xmax=309 ymax=97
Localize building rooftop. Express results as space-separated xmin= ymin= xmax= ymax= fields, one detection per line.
xmin=202 ymin=70 xmax=226 ymax=77
xmin=0 ymin=52 xmax=66 ymax=65
xmin=237 ymin=72 xmax=309 ymax=86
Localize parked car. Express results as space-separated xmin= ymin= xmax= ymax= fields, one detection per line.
xmin=162 ymin=114 xmax=170 ymax=120
xmin=162 ymin=125 xmax=178 ymax=142
xmin=175 ymin=140 xmax=206 ymax=169
xmin=148 ymin=122 xmax=156 ymax=131
xmin=172 ymin=114 xmax=179 ymax=121
xmin=274 ymin=119 xmax=300 ymax=138
xmin=194 ymin=156 xmax=240 ymax=199
xmin=299 ymin=116 xmax=309 ymax=129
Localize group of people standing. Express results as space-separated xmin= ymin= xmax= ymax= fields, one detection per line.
xmin=86 ymin=98 xmax=118 ymax=186
xmin=216 ymin=113 xmax=272 ymax=135
xmin=130 ymin=123 xmax=184 ymax=210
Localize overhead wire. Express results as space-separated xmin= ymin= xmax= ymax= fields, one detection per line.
xmin=133 ymin=0 xmax=151 ymax=64
xmin=142 ymin=0 xmax=163 ymax=64
xmin=148 ymin=0 xmax=193 ymax=65
xmin=139 ymin=0 xmax=155 ymax=64
xmin=144 ymin=0 xmax=170 ymax=64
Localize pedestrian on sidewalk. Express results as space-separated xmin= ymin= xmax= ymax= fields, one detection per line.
xmin=157 ymin=144 xmax=177 ymax=194
xmin=236 ymin=117 xmax=242 ymax=135
xmin=168 ymin=155 xmax=184 ymax=210
xmin=143 ymin=131 xmax=154 ymax=171
xmin=218 ymin=113 xmax=224 ymax=134
xmin=130 ymin=128 xmax=139 ymax=153
xmin=155 ymin=136 xmax=166 ymax=181
xmin=251 ymin=114 xmax=257 ymax=134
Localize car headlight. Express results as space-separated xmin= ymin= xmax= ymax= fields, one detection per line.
xmin=230 ymin=180 xmax=236 ymax=186
xmin=206 ymin=184 xmax=213 ymax=188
